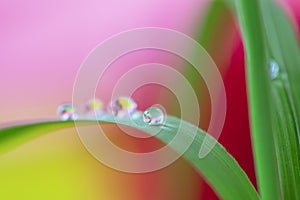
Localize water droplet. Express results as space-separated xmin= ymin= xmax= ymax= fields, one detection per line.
xmin=269 ymin=60 xmax=279 ymax=80
xmin=143 ymin=107 xmax=165 ymax=125
xmin=57 ymin=103 xmax=77 ymax=121
xmin=108 ymin=97 xmax=137 ymax=117
xmin=85 ymin=98 xmax=103 ymax=114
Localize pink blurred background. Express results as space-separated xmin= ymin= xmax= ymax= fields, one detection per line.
xmin=0 ymin=0 xmax=209 ymax=123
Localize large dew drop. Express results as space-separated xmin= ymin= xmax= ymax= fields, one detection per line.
xmin=143 ymin=107 xmax=165 ymax=126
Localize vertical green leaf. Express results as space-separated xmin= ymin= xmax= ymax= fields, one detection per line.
xmin=235 ymin=0 xmax=281 ymax=199
xmin=260 ymin=1 xmax=300 ymax=199
xmin=235 ymin=0 xmax=300 ymax=199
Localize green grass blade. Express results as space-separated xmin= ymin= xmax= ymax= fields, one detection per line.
xmin=271 ymin=81 xmax=300 ymax=200
xmin=0 ymin=116 xmax=259 ymax=200
xmin=0 ymin=121 xmax=76 ymax=155
xmin=259 ymin=1 xmax=300 ymax=199
xmin=235 ymin=0 xmax=281 ymax=199
xmin=235 ymin=0 xmax=300 ymax=199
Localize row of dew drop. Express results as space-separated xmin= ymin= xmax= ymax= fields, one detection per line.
xmin=57 ymin=97 xmax=165 ymax=126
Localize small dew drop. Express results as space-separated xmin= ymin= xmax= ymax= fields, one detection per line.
xmin=57 ymin=104 xmax=77 ymax=121
xmin=85 ymin=98 xmax=103 ymax=115
xmin=143 ymin=107 xmax=165 ymax=126
xmin=108 ymin=97 xmax=137 ymax=117
xmin=269 ymin=60 xmax=279 ymax=80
